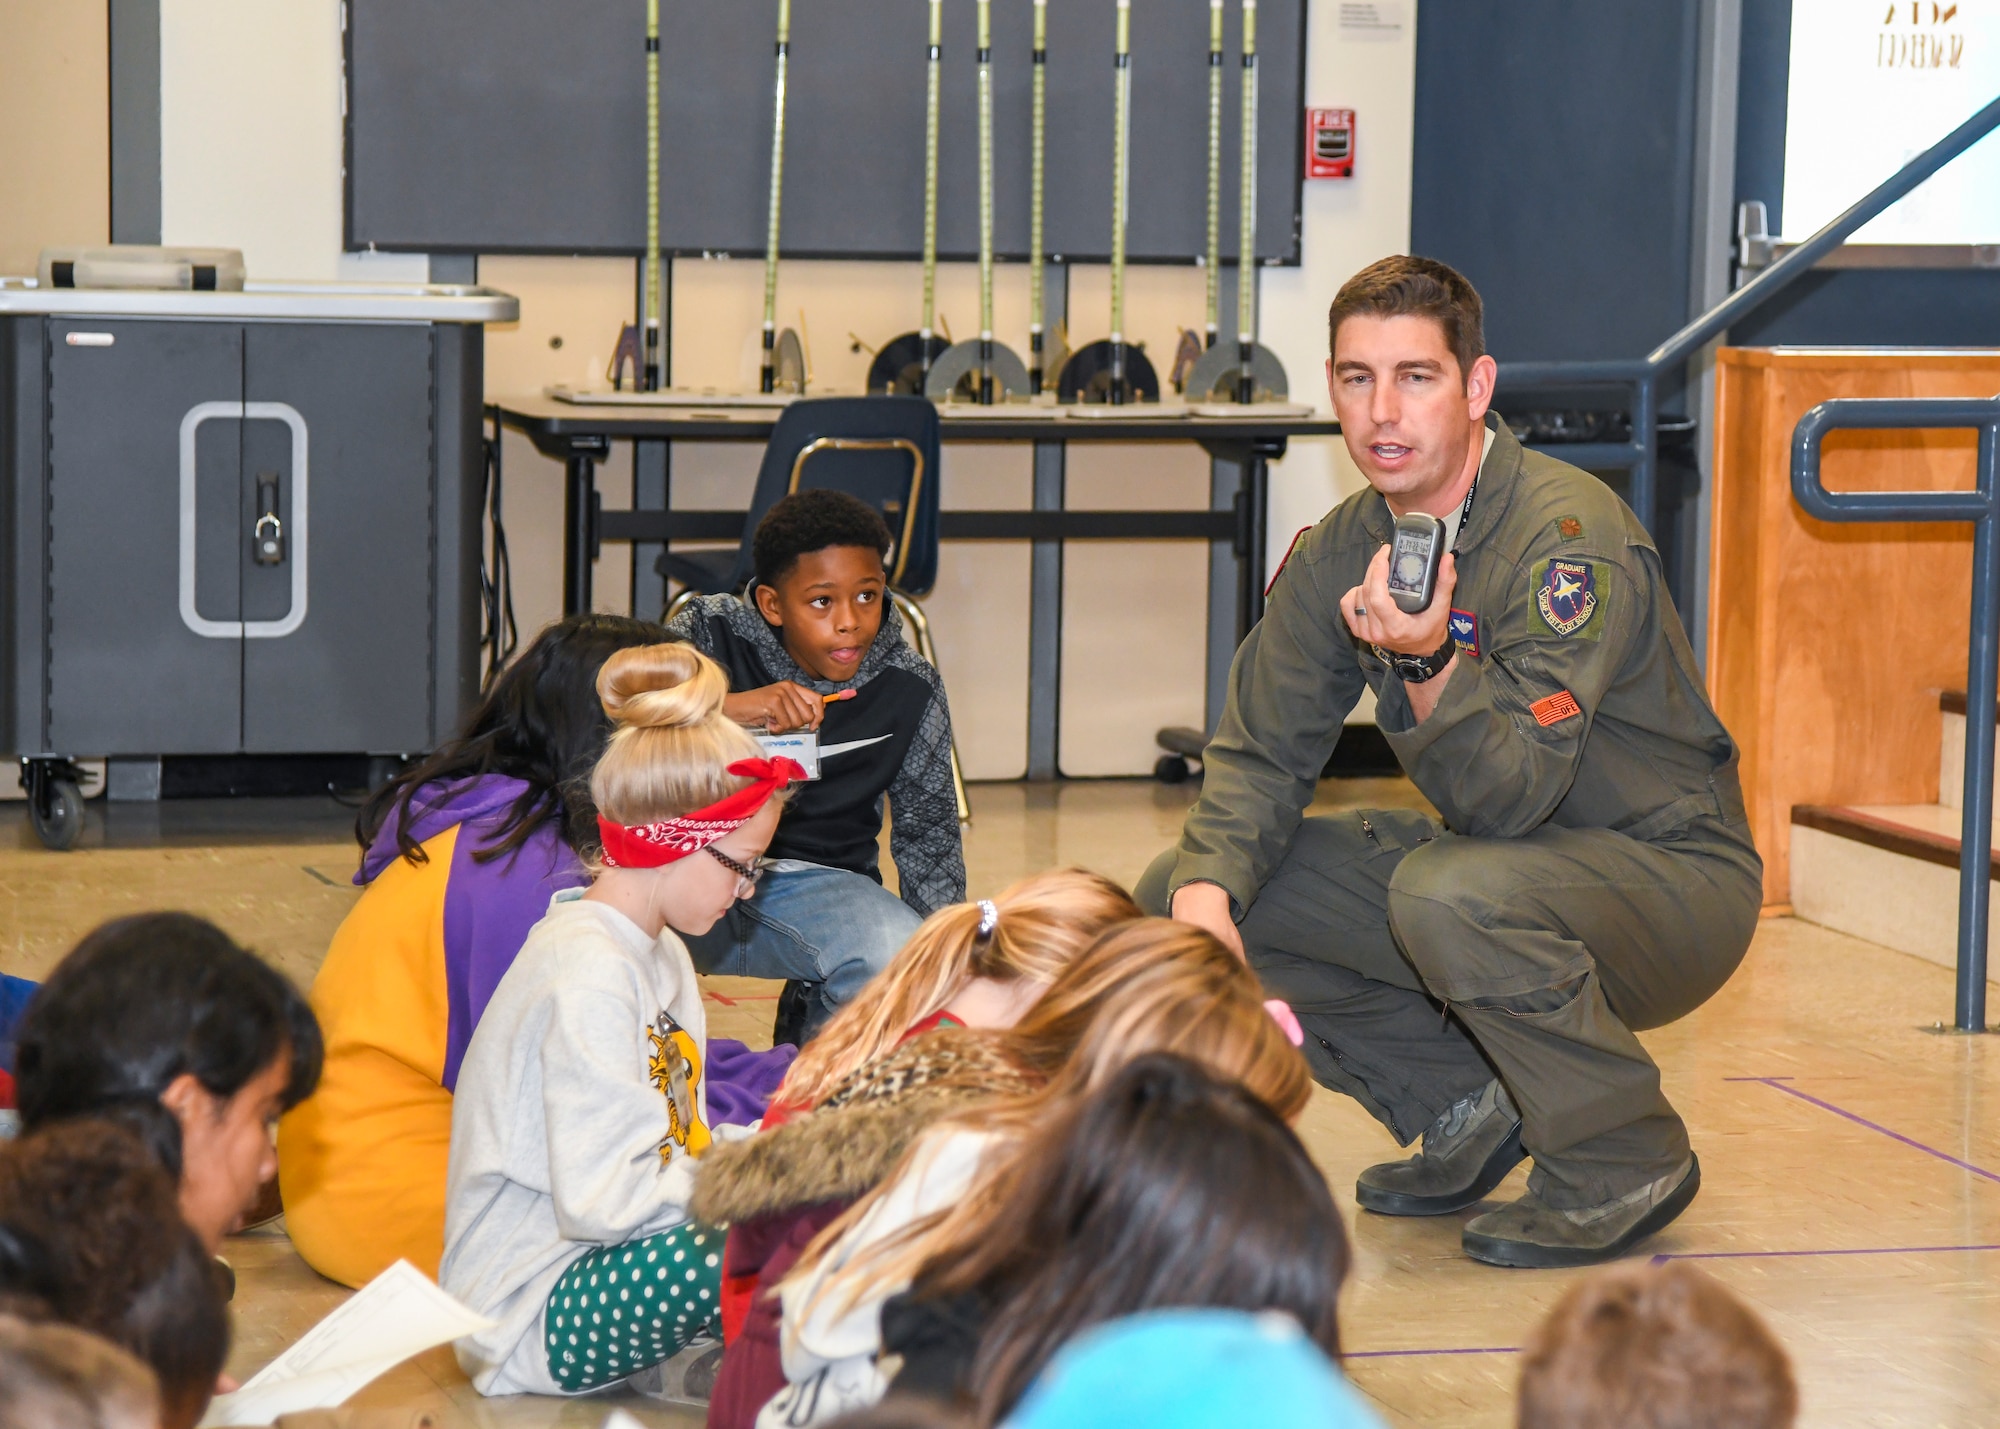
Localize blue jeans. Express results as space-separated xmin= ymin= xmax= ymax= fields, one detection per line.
xmin=682 ymin=861 xmax=919 ymax=1036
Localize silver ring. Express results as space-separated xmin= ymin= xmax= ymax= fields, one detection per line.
xmin=1353 ymin=604 xmax=1366 ymax=618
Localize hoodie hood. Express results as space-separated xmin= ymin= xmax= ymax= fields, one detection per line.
xmin=358 ymin=773 xmax=543 ymax=885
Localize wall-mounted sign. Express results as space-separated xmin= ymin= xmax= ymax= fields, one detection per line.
xmin=1784 ymin=1 xmax=2000 ymax=242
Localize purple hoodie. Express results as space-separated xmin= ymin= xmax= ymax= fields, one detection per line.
xmin=359 ymin=775 xmax=794 ymax=1122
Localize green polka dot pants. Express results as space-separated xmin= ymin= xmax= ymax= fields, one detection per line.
xmin=543 ymin=1222 xmax=723 ymax=1392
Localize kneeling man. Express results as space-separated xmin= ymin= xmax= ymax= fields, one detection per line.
xmin=1138 ymin=256 xmax=1761 ymax=1267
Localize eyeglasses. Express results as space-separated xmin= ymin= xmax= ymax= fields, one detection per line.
xmin=705 ymin=846 xmax=767 ymax=898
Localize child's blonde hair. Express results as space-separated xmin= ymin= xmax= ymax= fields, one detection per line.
xmin=588 ymin=644 xmax=765 ymax=832
xmin=786 ymin=918 xmax=1311 ymax=1312
xmin=777 ymin=868 xmax=1141 ymax=1110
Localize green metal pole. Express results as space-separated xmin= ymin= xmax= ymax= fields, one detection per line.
xmin=920 ymin=0 xmax=943 ymax=376
xmin=1109 ymin=0 xmax=1131 ymax=403
xmin=1028 ymin=0 xmax=1048 ymax=393
xmin=760 ymin=0 xmax=791 ymax=394
xmin=644 ymin=0 xmax=662 ymax=390
xmin=977 ymin=0 xmax=996 ymax=402
xmin=1204 ymin=0 xmax=1223 ymax=350
xmin=1235 ymin=0 xmax=1258 ymax=403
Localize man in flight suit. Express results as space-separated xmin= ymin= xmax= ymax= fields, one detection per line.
xmin=1136 ymin=256 xmax=1761 ymax=1267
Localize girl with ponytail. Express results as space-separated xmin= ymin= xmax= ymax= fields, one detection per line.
xmin=441 ymin=644 xmax=805 ymax=1399
xmin=695 ymin=869 xmax=1140 ymax=1429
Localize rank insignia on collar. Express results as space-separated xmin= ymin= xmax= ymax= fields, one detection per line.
xmin=1534 ymin=558 xmax=1601 ymax=639
xmin=1447 ymin=607 xmax=1480 ymax=657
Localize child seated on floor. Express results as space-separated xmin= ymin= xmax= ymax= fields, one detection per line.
xmin=883 ymin=1052 xmax=1353 ymax=1424
xmin=441 ymin=643 xmax=803 ymax=1398
xmin=694 ymin=869 xmax=1142 ymax=1429
xmin=12 ymin=913 xmax=322 ymax=1253
xmin=666 ymin=487 xmax=966 ymax=1042
xmin=763 ymin=919 xmax=1312 ymax=1427
xmin=1004 ymin=1309 xmax=1385 ymax=1429
xmin=0 ymin=1312 xmax=161 ymax=1429
xmin=279 ymin=613 xmax=793 ymax=1291
xmin=0 ymin=1119 xmax=231 ymax=1429
xmin=1516 ymin=1260 xmax=1796 ymax=1429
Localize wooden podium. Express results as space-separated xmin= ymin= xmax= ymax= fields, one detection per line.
xmin=1707 ymin=347 xmax=2000 ymax=907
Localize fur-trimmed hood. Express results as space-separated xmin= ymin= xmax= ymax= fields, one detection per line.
xmin=691 ymin=1029 xmax=1031 ymax=1226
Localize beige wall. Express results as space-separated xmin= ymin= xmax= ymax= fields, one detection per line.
xmin=0 ymin=0 xmax=109 ymax=275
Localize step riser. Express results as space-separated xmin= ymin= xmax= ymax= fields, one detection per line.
xmin=1792 ymin=823 xmax=2000 ymax=983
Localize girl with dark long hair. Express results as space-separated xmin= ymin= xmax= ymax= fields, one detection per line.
xmin=884 ymin=1053 xmax=1351 ymax=1425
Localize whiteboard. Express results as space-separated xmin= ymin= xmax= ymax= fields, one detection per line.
xmin=1783 ymin=0 xmax=2000 ymax=243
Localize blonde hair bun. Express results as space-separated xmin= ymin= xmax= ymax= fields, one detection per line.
xmin=596 ymin=643 xmax=728 ymax=731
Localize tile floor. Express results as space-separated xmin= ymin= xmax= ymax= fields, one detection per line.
xmin=2 ymin=779 xmax=1995 ymax=1428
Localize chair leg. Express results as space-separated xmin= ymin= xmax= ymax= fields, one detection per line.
xmin=890 ymin=590 xmax=972 ymax=826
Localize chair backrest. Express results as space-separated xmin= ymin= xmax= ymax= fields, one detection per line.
xmin=722 ymin=396 xmax=943 ymax=597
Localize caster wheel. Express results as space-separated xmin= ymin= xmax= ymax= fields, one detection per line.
xmin=1154 ymin=755 xmax=1192 ymax=785
xmin=31 ymin=778 xmax=83 ymax=851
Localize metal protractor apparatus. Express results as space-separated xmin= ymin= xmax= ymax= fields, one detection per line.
xmin=871 ymin=0 xmax=953 ymax=394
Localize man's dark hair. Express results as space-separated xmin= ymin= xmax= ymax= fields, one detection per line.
xmin=754 ymin=488 xmax=893 ymax=588
xmin=0 ymin=1121 xmax=230 ymax=1429
xmin=905 ymin=1053 xmax=1350 ymax=1424
xmin=1327 ymin=254 xmax=1485 ymax=380
xmin=13 ymin=913 xmax=323 ymax=1178
xmin=357 ymin=612 xmax=671 ymax=864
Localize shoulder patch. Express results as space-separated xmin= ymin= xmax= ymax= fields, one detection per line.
xmin=1530 ymin=689 xmax=1582 ymax=727
xmin=1447 ymin=607 xmax=1480 ymax=657
xmin=1533 ymin=557 xmax=1603 ymax=640
xmin=1265 ymin=526 xmax=1314 ymax=598
xmin=1557 ymin=515 xmax=1584 ymax=540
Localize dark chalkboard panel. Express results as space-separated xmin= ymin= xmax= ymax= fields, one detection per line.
xmin=344 ymin=0 xmax=1304 ymax=264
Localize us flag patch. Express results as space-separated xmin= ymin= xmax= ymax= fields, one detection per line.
xmin=1530 ymin=689 xmax=1582 ymax=727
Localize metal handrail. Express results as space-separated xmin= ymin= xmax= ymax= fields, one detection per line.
xmin=1791 ymin=396 xmax=2000 ymax=1033
xmin=1501 ymin=91 xmax=2000 ymax=535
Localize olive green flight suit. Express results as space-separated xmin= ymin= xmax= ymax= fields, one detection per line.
xmin=1136 ymin=415 xmax=1761 ymax=1209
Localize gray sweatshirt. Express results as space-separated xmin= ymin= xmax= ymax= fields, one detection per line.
xmin=441 ymin=891 xmax=711 ymax=1396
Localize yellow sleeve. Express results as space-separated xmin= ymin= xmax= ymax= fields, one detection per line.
xmin=278 ymin=827 xmax=456 ymax=1288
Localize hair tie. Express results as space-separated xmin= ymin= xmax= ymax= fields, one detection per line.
xmin=1263 ymin=999 xmax=1304 ymax=1048
xmin=976 ymin=899 xmax=1000 ymax=939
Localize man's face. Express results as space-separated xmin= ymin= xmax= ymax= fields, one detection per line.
xmin=1326 ymin=313 xmax=1496 ymax=512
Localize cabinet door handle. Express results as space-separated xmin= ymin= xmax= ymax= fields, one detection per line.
xmin=253 ymin=474 xmax=285 ymax=565
xmin=178 ymin=402 xmax=310 ymax=640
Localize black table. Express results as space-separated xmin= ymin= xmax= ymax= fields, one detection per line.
xmin=494 ymin=395 xmax=1341 ymax=778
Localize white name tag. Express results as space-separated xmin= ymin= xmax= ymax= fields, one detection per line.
xmin=756 ymin=729 xmax=822 ymax=780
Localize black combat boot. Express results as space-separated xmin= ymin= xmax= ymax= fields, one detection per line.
xmin=1354 ymin=1079 xmax=1525 ymax=1216
xmin=1462 ymin=1155 xmax=1700 ymax=1268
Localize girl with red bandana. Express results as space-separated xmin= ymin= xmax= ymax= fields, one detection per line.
xmin=440 ymin=643 xmax=804 ymax=1398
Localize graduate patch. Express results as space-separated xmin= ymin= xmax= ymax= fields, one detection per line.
xmin=1531 ymin=689 xmax=1583 ymax=727
xmin=1447 ymin=607 xmax=1480 ymax=657
xmin=1534 ymin=558 xmax=1602 ymax=639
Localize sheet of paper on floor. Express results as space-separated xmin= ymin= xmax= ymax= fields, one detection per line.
xmin=200 ymin=1260 xmax=494 ymax=1427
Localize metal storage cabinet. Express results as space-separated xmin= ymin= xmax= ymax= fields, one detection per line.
xmin=0 ymin=281 xmax=518 ymax=845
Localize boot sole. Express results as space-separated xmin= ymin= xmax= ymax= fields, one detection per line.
xmin=1354 ymin=1120 xmax=1526 ymax=1217
xmin=1461 ymin=1155 xmax=1702 ymax=1269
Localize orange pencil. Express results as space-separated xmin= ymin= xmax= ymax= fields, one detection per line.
xmin=823 ymin=689 xmax=856 ymax=704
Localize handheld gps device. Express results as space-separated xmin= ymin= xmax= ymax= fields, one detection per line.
xmin=1386 ymin=513 xmax=1447 ymax=614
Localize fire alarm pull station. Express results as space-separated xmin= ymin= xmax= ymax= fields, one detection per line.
xmin=1306 ymin=109 xmax=1355 ymax=179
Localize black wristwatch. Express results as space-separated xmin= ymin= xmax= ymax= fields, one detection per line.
xmin=1374 ymin=633 xmax=1459 ymax=684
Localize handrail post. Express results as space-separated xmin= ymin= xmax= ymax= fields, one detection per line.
xmin=1792 ymin=395 xmax=2000 ymax=1031
xmin=1959 ymin=425 xmax=2000 ymax=1030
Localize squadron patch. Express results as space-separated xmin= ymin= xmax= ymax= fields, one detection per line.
xmin=1447 ymin=607 xmax=1480 ymax=657
xmin=1534 ymin=558 xmax=1602 ymax=640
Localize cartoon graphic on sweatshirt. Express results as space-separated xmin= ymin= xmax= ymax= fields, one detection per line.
xmin=648 ymin=1011 xmax=711 ymax=1161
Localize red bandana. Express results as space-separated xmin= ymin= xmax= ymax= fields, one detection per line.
xmin=596 ymin=756 xmax=806 ymax=869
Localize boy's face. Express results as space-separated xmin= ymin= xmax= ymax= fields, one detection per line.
xmin=754 ymin=544 xmax=887 ymax=682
